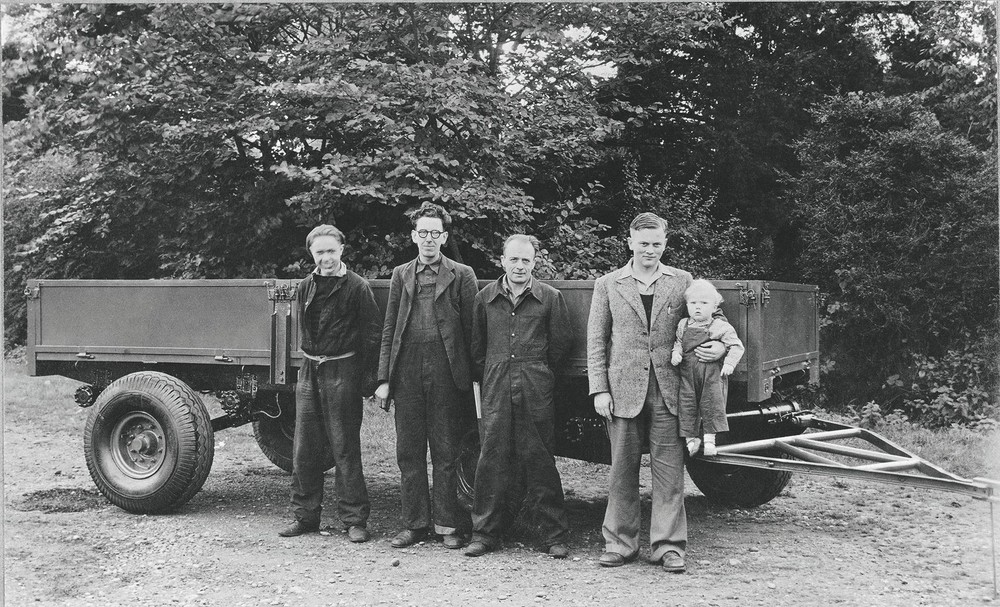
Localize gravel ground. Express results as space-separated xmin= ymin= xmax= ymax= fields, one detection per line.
xmin=4 ymin=365 xmax=998 ymax=607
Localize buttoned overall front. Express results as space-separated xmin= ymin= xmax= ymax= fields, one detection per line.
xmin=379 ymin=256 xmax=478 ymax=535
xmin=470 ymin=278 xmax=573 ymax=549
xmin=678 ymin=321 xmax=730 ymax=436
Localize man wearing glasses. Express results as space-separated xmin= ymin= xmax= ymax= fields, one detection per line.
xmin=376 ymin=202 xmax=478 ymax=549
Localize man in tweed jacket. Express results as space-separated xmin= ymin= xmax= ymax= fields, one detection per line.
xmin=587 ymin=212 xmax=725 ymax=573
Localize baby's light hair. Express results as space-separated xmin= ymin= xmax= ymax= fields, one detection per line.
xmin=684 ymin=279 xmax=724 ymax=306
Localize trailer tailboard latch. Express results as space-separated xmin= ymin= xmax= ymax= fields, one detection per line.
xmin=267 ymin=282 xmax=297 ymax=302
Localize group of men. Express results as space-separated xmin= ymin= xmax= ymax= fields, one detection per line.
xmin=279 ymin=203 xmax=726 ymax=572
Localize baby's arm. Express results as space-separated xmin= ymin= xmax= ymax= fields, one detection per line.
xmin=671 ymin=319 xmax=686 ymax=366
xmin=716 ymin=320 xmax=745 ymax=376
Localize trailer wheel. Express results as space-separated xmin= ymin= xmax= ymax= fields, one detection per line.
xmin=252 ymin=412 xmax=334 ymax=474
xmin=84 ymin=372 xmax=214 ymax=514
xmin=686 ymin=449 xmax=792 ymax=508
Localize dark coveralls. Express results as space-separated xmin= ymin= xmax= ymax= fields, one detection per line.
xmin=470 ymin=277 xmax=574 ymax=548
xmin=677 ymin=320 xmax=731 ymax=437
xmin=393 ymin=265 xmax=468 ymax=534
xmin=291 ymin=269 xmax=381 ymax=529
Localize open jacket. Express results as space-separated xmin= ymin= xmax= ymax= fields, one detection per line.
xmin=586 ymin=262 xmax=692 ymax=418
xmin=377 ymin=254 xmax=478 ymax=393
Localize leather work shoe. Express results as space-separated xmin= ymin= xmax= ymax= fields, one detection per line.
xmin=441 ymin=533 xmax=468 ymax=549
xmin=346 ymin=525 xmax=370 ymax=543
xmin=277 ymin=520 xmax=319 ymax=537
xmin=598 ymin=551 xmax=636 ymax=567
xmin=391 ymin=528 xmax=429 ymax=548
xmin=661 ymin=551 xmax=686 ymax=573
xmin=548 ymin=544 xmax=569 ymax=559
xmin=463 ymin=541 xmax=493 ymax=557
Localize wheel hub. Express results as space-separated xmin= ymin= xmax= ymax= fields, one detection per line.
xmin=128 ymin=431 xmax=159 ymax=456
xmin=111 ymin=413 xmax=166 ymax=479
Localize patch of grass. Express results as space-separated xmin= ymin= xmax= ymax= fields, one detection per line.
xmin=4 ymin=358 xmax=87 ymax=434
xmin=360 ymin=398 xmax=397 ymax=468
xmin=814 ymin=407 xmax=1000 ymax=480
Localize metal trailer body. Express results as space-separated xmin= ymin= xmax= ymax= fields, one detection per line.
xmin=24 ymin=278 xmax=993 ymax=515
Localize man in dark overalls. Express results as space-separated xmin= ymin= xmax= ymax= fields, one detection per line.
xmin=464 ymin=234 xmax=574 ymax=559
xmin=375 ymin=202 xmax=478 ymax=549
xmin=278 ymin=224 xmax=381 ymax=542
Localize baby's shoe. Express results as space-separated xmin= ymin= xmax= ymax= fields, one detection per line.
xmin=702 ymin=436 xmax=717 ymax=456
xmin=686 ymin=437 xmax=701 ymax=456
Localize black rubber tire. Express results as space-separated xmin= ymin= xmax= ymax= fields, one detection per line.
xmin=84 ymin=371 xmax=214 ymax=514
xmin=252 ymin=412 xmax=334 ymax=474
xmin=686 ymin=449 xmax=792 ymax=508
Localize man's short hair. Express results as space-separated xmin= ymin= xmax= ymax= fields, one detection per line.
xmin=629 ymin=212 xmax=668 ymax=233
xmin=306 ymin=224 xmax=345 ymax=248
xmin=409 ymin=201 xmax=452 ymax=229
xmin=685 ymin=279 xmax=724 ymax=305
xmin=502 ymin=234 xmax=541 ymax=257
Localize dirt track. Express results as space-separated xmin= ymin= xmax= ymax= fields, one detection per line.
xmin=4 ymin=362 xmax=998 ymax=606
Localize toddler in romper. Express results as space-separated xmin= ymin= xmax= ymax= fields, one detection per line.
xmin=671 ymin=279 xmax=745 ymax=456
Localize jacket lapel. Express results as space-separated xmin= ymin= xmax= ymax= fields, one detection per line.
xmin=613 ymin=267 xmax=647 ymax=324
xmin=401 ymin=260 xmax=416 ymax=299
xmin=435 ymin=255 xmax=457 ymax=300
xmin=650 ymin=267 xmax=680 ymax=326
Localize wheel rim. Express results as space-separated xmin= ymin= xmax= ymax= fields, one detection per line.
xmin=109 ymin=411 xmax=167 ymax=479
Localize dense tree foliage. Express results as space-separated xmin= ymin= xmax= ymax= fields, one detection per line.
xmin=789 ymin=93 xmax=998 ymax=423
xmin=4 ymin=2 xmax=996 ymax=422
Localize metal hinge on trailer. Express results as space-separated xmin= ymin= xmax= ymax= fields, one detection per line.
xmin=267 ymin=281 xmax=297 ymax=302
xmin=737 ymin=281 xmax=772 ymax=309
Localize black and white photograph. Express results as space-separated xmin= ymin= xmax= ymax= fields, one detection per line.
xmin=3 ymin=2 xmax=998 ymax=605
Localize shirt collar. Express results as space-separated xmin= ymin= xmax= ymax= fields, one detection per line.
xmin=313 ymin=263 xmax=348 ymax=278
xmin=416 ymin=257 xmax=442 ymax=274
xmin=502 ymin=275 xmax=534 ymax=298
xmin=619 ymin=260 xmax=673 ymax=281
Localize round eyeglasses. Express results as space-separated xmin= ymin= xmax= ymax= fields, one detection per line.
xmin=415 ymin=229 xmax=444 ymax=239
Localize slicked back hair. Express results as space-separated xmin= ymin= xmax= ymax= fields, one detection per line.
xmin=409 ymin=201 xmax=452 ymax=230
xmin=629 ymin=212 xmax=668 ymax=233
xmin=502 ymin=234 xmax=541 ymax=257
xmin=306 ymin=224 xmax=345 ymax=248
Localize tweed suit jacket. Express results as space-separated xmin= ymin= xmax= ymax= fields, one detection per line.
xmin=377 ymin=254 xmax=478 ymax=393
xmin=587 ymin=262 xmax=693 ymax=419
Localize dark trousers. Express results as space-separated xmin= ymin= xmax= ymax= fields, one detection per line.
xmin=678 ymin=355 xmax=730 ymax=436
xmin=471 ymin=369 xmax=569 ymax=548
xmin=393 ymin=341 xmax=468 ymax=534
xmin=290 ymin=356 xmax=369 ymax=528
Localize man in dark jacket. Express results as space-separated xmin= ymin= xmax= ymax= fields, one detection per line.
xmin=464 ymin=234 xmax=574 ymax=558
xmin=278 ymin=224 xmax=381 ymax=543
xmin=375 ymin=202 xmax=478 ymax=549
